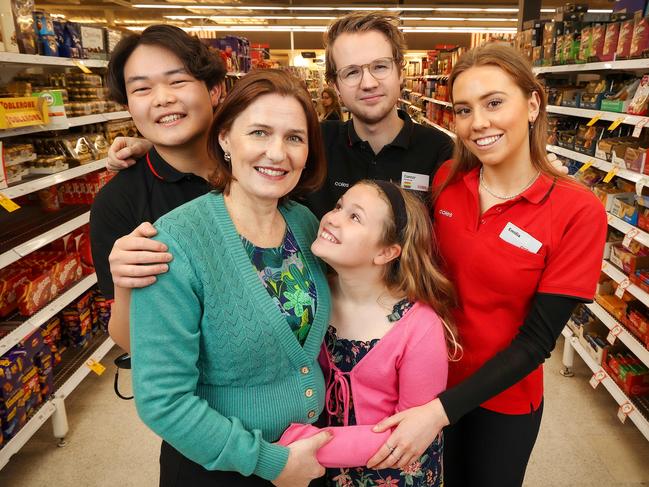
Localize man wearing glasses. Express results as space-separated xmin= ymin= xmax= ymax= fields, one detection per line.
xmin=305 ymin=12 xmax=454 ymax=218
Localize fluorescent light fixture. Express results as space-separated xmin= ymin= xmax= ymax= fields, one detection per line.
xmin=164 ymin=14 xmax=336 ymax=20
xmin=421 ymin=17 xmax=517 ymax=22
xmin=432 ymin=8 xmax=518 ymax=13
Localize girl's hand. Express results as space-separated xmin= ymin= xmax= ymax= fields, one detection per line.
xmin=366 ymin=399 xmax=449 ymax=470
xmin=547 ymin=152 xmax=569 ymax=175
xmin=107 ymin=136 xmax=153 ymax=171
xmin=272 ymin=431 xmax=331 ymax=487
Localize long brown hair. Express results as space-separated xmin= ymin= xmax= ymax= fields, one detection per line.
xmin=320 ymin=86 xmax=343 ymax=121
xmin=207 ymin=69 xmax=327 ymax=200
xmin=435 ymin=43 xmax=568 ymax=197
xmin=361 ymin=180 xmax=461 ymax=360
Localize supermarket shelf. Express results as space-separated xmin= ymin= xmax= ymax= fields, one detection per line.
xmin=547 ymin=145 xmax=645 ymax=184
xmin=534 ymin=59 xmax=649 ymax=74
xmin=398 ymin=98 xmax=412 ymax=106
xmin=55 ymin=334 xmax=114 ymax=399
xmin=422 ymin=118 xmax=456 ymax=139
xmin=422 ymin=96 xmax=453 ymax=107
xmin=410 ymin=106 xmax=422 ymax=112
xmin=0 ymin=112 xmax=130 ymax=139
xmin=0 ymin=273 xmax=98 ymax=356
xmin=0 ymin=334 xmax=114 ymax=470
xmin=411 ymin=92 xmax=423 ymax=97
xmin=0 ymin=52 xmax=108 ymax=68
xmin=0 ymin=159 xmax=106 ymax=200
xmin=607 ymin=213 xmax=649 ymax=249
xmin=226 ymin=72 xmax=246 ymax=77
xmin=601 ymin=260 xmax=649 ymax=309
xmin=565 ymin=330 xmax=649 ymax=442
xmin=404 ymin=74 xmax=447 ymax=79
xmin=547 ymin=105 xmax=649 ymax=126
xmin=0 ymin=210 xmax=90 ymax=271
xmin=585 ymin=301 xmax=649 ymax=368
xmin=403 ymin=88 xmax=412 ymax=92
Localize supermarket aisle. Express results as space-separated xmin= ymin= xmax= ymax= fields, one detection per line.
xmin=0 ymin=339 xmax=648 ymax=487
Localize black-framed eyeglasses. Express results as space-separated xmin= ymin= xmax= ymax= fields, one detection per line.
xmin=336 ymin=57 xmax=395 ymax=86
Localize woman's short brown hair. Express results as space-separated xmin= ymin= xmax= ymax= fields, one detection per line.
xmin=324 ymin=12 xmax=406 ymax=85
xmin=208 ymin=69 xmax=326 ymax=200
xmin=107 ymin=25 xmax=226 ymax=105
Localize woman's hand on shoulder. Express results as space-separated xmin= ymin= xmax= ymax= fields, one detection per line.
xmin=547 ymin=152 xmax=569 ymax=175
xmin=107 ymin=136 xmax=153 ymax=171
xmin=366 ymin=398 xmax=449 ymax=470
xmin=272 ymin=431 xmax=331 ymax=487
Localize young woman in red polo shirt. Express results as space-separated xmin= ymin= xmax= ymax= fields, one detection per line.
xmin=368 ymin=43 xmax=607 ymax=486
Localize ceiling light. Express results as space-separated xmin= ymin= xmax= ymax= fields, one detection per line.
xmin=135 ymin=4 xmax=521 ymax=13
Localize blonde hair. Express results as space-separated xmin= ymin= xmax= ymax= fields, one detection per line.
xmin=435 ymin=43 xmax=569 ymax=196
xmin=360 ymin=180 xmax=461 ymax=360
xmin=324 ymin=12 xmax=406 ymax=85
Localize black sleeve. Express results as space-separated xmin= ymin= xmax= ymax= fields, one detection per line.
xmin=438 ymin=293 xmax=581 ymax=424
xmin=89 ymin=182 xmax=137 ymax=300
xmin=435 ymin=134 xmax=454 ymax=169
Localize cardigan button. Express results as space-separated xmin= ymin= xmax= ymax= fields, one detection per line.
xmin=301 ymin=366 xmax=310 ymax=375
xmin=308 ymin=410 xmax=316 ymax=419
xmin=305 ymin=388 xmax=314 ymax=398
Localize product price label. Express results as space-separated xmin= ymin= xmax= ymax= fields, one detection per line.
xmin=607 ymin=213 xmax=614 ymax=224
xmin=607 ymin=324 xmax=624 ymax=345
xmin=636 ymin=177 xmax=649 ymax=196
xmin=0 ymin=194 xmax=20 ymax=212
xmin=608 ymin=117 xmax=626 ymax=131
xmin=72 ymin=60 xmax=92 ymax=74
xmin=85 ymin=358 xmax=106 ymax=376
xmin=579 ymin=160 xmax=594 ymax=172
xmin=602 ymin=261 xmax=609 ymax=272
xmin=614 ymin=279 xmax=630 ymax=299
xmin=603 ymin=167 xmax=618 ymax=183
xmin=589 ymin=369 xmax=607 ymax=389
xmin=617 ymin=402 xmax=635 ymax=424
xmin=587 ymin=114 xmax=602 ymax=126
xmin=623 ymin=229 xmax=639 ymax=249
xmin=633 ymin=118 xmax=649 ymax=138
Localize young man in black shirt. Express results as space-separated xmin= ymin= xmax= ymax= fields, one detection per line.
xmin=90 ymin=25 xmax=225 ymax=351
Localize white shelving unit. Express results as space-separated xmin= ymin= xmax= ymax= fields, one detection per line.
xmin=404 ymin=74 xmax=447 ymax=79
xmin=0 ymin=111 xmax=130 ymax=139
xmin=607 ymin=213 xmax=649 ymax=249
xmin=0 ymin=211 xmax=90 ymax=271
xmin=422 ymin=96 xmax=453 ymax=108
xmin=547 ymin=145 xmax=646 ymax=184
xmin=601 ymin=260 xmax=649 ymax=309
xmin=0 ymin=159 xmax=107 ymax=200
xmin=533 ymin=59 xmax=649 ymax=75
xmin=398 ymin=98 xmax=412 ymax=106
xmin=422 ymin=118 xmax=456 ymax=139
xmin=561 ymin=327 xmax=649 ymax=441
xmin=0 ymin=52 xmax=108 ymax=68
xmin=546 ymin=105 xmax=649 ymax=127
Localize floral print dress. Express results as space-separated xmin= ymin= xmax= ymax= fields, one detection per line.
xmin=325 ymin=300 xmax=444 ymax=487
xmin=241 ymin=228 xmax=316 ymax=345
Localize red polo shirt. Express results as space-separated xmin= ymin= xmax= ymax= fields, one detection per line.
xmin=432 ymin=162 xmax=606 ymax=414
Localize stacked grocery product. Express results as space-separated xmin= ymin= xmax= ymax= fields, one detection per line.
xmin=516 ymin=2 xmax=649 ymax=66
xmin=0 ymin=0 xmax=122 ymax=58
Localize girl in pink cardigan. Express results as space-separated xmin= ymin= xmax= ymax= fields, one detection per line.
xmin=279 ymin=180 xmax=460 ymax=487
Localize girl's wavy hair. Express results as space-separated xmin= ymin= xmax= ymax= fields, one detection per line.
xmin=360 ymin=180 xmax=461 ymax=360
xmin=434 ymin=42 xmax=570 ymax=198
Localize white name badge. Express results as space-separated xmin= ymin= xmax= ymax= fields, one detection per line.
xmin=401 ymin=172 xmax=430 ymax=191
xmin=499 ymin=222 xmax=542 ymax=254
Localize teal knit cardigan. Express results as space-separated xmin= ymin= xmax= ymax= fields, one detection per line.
xmin=130 ymin=192 xmax=331 ymax=481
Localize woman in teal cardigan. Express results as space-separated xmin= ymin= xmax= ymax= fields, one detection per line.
xmin=129 ymin=70 xmax=331 ymax=486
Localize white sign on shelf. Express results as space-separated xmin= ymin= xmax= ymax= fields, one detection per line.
xmin=589 ymin=369 xmax=607 ymax=389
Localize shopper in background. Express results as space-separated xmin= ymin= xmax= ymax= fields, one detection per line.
xmin=90 ymin=25 xmax=225 ymax=352
xmin=276 ymin=180 xmax=458 ymax=487
xmin=130 ymin=69 xmax=331 ymax=487
xmin=366 ymin=43 xmax=608 ymax=487
xmin=318 ymin=87 xmax=343 ymax=121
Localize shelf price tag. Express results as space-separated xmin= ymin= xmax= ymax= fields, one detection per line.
xmin=622 ymin=228 xmax=639 ymax=249
xmin=608 ymin=117 xmax=626 ymax=131
xmin=589 ymin=369 xmax=606 ymax=389
xmin=579 ymin=160 xmax=594 ymax=172
xmin=587 ymin=114 xmax=602 ymax=126
xmin=72 ymin=60 xmax=92 ymax=74
xmin=614 ymin=279 xmax=631 ymax=299
xmin=602 ymin=260 xmax=609 ymax=272
xmin=633 ymin=118 xmax=649 ymax=138
xmin=607 ymin=324 xmax=624 ymax=344
xmin=0 ymin=194 xmax=20 ymax=212
xmin=85 ymin=358 xmax=106 ymax=376
xmin=603 ymin=167 xmax=618 ymax=183
xmin=617 ymin=402 xmax=635 ymax=424
xmin=636 ymin=176 xmax=649 ymax=196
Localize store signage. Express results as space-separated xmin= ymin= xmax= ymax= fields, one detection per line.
xmin=0 ymin=96 xmax=49 ymax=130
xmin=33 ymin=90 xmax=68 ymax=131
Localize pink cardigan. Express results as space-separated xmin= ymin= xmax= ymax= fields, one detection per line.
xmin=278 ymin=301 xmax=448 ymax=467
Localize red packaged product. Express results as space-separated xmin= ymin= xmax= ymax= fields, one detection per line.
xmin=602 ymin=23 xmax=620 ymax=61
xmin=590 ymin=24 xmax=606 ymax=60
xmin=50 ymin=252 xmax=82 ymax=293
xmin=0 ymin=267 xmax=30 ymax=317
xmin=617 ymin=19 xmax=635 ymax=58
xmin=16 ymin=272 xmax=52 ymax=316
xmin=630 ymin=15 xmax=649 ymax=58
xmin=37 ymin=186 xmax=60 ymax=212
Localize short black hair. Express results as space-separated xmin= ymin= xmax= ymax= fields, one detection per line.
xmin=107 ymin=25 xmax=226 ymax=105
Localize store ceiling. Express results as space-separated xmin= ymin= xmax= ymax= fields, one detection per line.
xmin=35 ymin=1 xmax=616 ymax=49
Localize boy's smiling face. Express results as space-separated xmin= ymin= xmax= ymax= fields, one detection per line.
xmin=123 ymin=44 xmax=219 ymax=150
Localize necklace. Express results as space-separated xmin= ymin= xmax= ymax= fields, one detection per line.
xmin=479 ymin=166 xmax=540 ymax=200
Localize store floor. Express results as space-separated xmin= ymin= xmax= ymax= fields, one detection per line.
xmin=0 ymin=338 xmax=648 ymax=487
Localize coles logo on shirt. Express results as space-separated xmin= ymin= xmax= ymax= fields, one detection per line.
xmin=438 ymin=209 xmax=453 ymax=218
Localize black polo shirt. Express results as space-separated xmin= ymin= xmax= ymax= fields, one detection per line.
xmin=304 ymin=110 xmax=454 ymax=218
xmin=90 ymin=148 xmax=211 ymax=299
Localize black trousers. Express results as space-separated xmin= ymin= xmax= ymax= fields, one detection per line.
xmin=160 ymin=441 xmax=327 ymax=487
xmin=443 ymin=400 xmax=544 ymax=487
